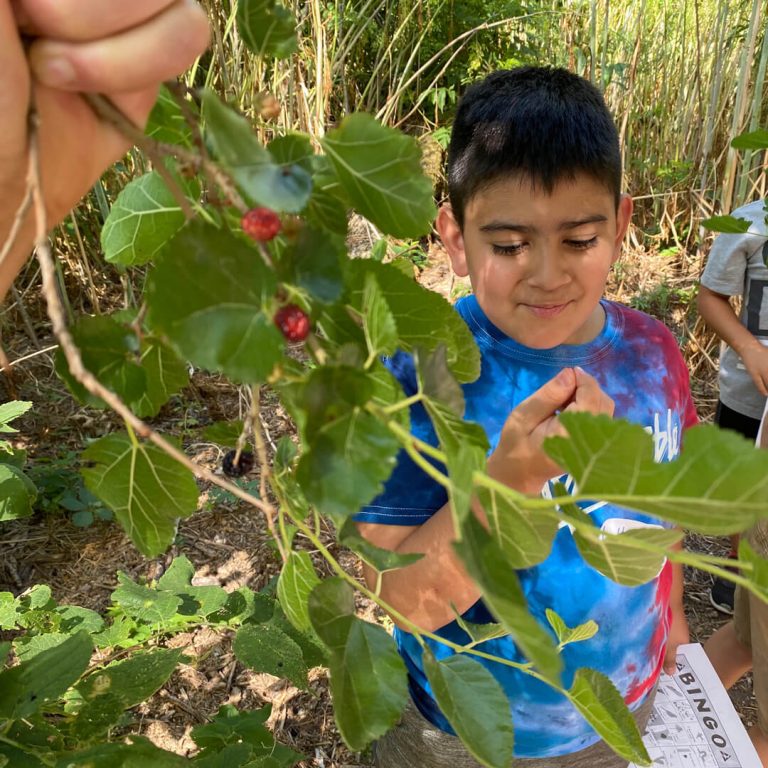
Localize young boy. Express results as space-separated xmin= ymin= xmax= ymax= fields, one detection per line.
xmin=703 ymin=399 xmax=768 ymax=765
xmin=698 ymin=201 xmax=768 ymax=614
xmin=355 ymin=67 xmax=696 ymax=766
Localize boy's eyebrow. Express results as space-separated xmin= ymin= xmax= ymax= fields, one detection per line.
xmin=479 ymin=214 xmax=608 ymax=233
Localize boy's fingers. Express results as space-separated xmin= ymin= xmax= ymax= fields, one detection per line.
xmin=28 ymin=0 xmax=209 ymax=94
xmin=14 ymin=0 xmax=179 ymax=40
xmin=508 ymin=368 xmax=577 ymax=433
xmin=565 ymin=366 xmax=615 ymax=416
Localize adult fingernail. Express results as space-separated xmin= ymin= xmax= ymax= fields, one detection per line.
xmin=32 ymin=55 xmax=76 ymax=87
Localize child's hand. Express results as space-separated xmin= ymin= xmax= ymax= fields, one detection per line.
xmin=740 ymin=343 xmax=768 ymax=397
xmin=486 ymin=367 xmax=614 ymax=494
xmin=0 ymin=0 xmax=210 ymax=300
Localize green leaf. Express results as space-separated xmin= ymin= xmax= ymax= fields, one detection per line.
xmin=279 ymin=223 xmax=345 ymax=304
xmin=454 ymin=515 xmax=562 ymax=683
xmin=268 ymin=133 xmax=313 ymax=169
xmin=0 ymin=463 xmax=36 ymax=521
xmin=545 ymin=415 xmax=768 ymax=535
xmin=56 ymin=736 xmax=187 ymax=767
xmin=132 ymin=338 xmax=190 ymax=418
xmin=361 ymin=273 xmax=398 ymax=359
xmin=0 ymin=400 xmax=32 ymax=430
xmin=0 ymin=594 xmax=18 ymax=630
xmin=91 ymin=616 xmax=136 ymax=649
xmin=68 ymin=691 xmax=126 ymax=741
xmin=478 ymin=486 xmax=558 ymax=569
xmin=203 ymin=420 xmax=245 ymax=446
xmin=739 ymin=537 xmax=768 ymax=601
xmin=567 ymin=669 xmax=651 ymax=765
xmin=56 ymin=605 xmax=105 ymax=634
xmin=147 ymin=219 xmax=283 ymax=384
xmin=308 ymin=578 xmax=408 ymax=751
xmin=346 ymin=260 xmax=481 ymax=383
xmin=0 ymin=631 xmax=93 ymax=719
xmin=277 ymin=552 xmax=321 ymax=633
xmin=337 ymin=517 xmax=423 ymax=572
xmin=157 ymin=556 xmax=229 ymax=617
xmin=101 ymin=171 xmax=196 ymax=267
xmin=145 ymin=85 xmax=196 ymax=147
xmin=701 ymin=215 xmax=752 ymax=234
xmin=423 ymin=652 xmax=514 ymax=768
xmin=297 ymin=409 xmax=400 ymax=524
xmin=233 ymin=623 xmax=309 ymax=689
xmin=81 ymin=433 xmax=199 ymax=557
xmin=55 ymin=314 xmax=145 ymax=408
xmin=192 ymin=703 xmax=270 ymax=750
xmin=415 ymin=346 xmax=464 ymax=415
xmin=236 ymin=0 xmax=297 ymax=59
xmin=321 ymin=114 xmax=436 ymax=238
xmin=202 ymin=91 xmax=310 ymax=213
xmin=77 ymin=648 xmax=183 ymax=709
xmin=112 ymin=573 xmax=182 ymax=624
xmin=14 ymin=633 xmax=70 ymax=662
xmin=731 ymin=129 xmax=768 ymax=150
xmin=545 ymin=609 xmax=598 ymax=648
xmin=453 ymin=615 xmax=508 ymax=646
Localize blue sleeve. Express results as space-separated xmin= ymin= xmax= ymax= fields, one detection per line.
xmin=353 ymin=351 xmax=449 ymax=526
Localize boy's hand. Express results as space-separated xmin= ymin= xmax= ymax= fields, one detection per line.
xmin=486 ymin=367 xmax=614 ymax=494
xmin=740 ymin=343 xmax=768 ymax=397
xmin=0 ymin=0 xmax=210 ymax=300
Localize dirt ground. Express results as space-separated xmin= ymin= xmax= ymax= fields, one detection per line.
xmin=0 ymin=240 xmax=760 ymax=766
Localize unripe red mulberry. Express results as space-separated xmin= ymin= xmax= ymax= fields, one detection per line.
xmin=274 ymin=304 xmax=310 ymax=343
xmin=241 ymin=207 xmax=281 ymax=242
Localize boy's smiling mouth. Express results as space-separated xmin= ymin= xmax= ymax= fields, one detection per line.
xmin=521 ymin=301 xmax=572 ymax=318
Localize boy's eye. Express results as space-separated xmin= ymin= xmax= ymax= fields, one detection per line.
xmin=566 ymin=236 xmax=598 ymax=250
xmin=492 ymin=243 xmax=525 ymax=256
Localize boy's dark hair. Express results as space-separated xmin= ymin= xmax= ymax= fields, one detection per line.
xmin=447 ymin=67 xmax=622 ymax=228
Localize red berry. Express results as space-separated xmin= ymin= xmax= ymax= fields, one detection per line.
xmin=274 ymin=304 xmax=310 ymax=343
xmin=241 ymin=207 xmax=281 ymax=242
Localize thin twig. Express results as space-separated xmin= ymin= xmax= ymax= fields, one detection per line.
xmin=0 ymin=162 xmax=34 ymax=270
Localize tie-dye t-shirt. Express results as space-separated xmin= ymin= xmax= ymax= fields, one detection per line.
xmin=355 ymin=295 xmax=698 ymax=758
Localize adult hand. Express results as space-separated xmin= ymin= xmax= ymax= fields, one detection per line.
xmin=740 ymin=343 xmax=768 ymax=397
xmin=486 ymin=367 xmax=614 ymax=495
xmin=0 ymin=0 xmax=210 ymax=299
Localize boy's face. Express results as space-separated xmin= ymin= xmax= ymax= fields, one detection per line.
xmin=438 ymin=173 xmax=632 ymax=349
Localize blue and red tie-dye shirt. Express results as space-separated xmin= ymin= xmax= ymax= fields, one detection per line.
xmin=355 ymin=295 xmax=698 ymax=758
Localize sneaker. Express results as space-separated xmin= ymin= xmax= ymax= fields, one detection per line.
xmin=709 ymin=574 xmax=736 ymax=615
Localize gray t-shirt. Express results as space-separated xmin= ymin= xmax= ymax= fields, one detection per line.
xmin=700 ymin=199 xmax=768 ymax=419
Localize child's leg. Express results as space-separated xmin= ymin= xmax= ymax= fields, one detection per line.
xmin=749 ymin=577 xmax=768 ymax=767
xmin=703 ymin=620 xmax=753 ymax=689
xmin=747 ymin=724 xmax=768 ymax=766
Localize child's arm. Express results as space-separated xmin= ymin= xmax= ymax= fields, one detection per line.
xmin=357 ymin=367 xmax=614 ymax=632
xmin=698 ymin=285 xmax=768 ymax=396
xmin=664 ymin=555 xmax=689 ymax=674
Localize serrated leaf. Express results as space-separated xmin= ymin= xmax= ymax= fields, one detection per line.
xmin=236 ymin=0 xmax=297 ymax=59
xmin=279 ymin=223 xmax=345 ymax=304
xmin=54 ymin=314 xmax=145 ymax=408
xmin=277 ymin=552 xmax=321 ymax=633
xmin=0 ymin=463 xmax=36 ymax=521
xmin=81 ymin=433 xmax=198 ymax=557
xmin=308 ymin=578 xmax=408 ymax=751
xmin=132 ymin=339 xmax=190 ymax=418
xmin=478 ymin=486 xmax=558 ymax=569
xmin=0 ymin=631 xmax=92 ymax=719
xmin=101 ymin=171 xmax=196 ymax=267
xmin=14 ymin=633 xmax=70 ymax=661
xmin=545 ymin=608 xmax=598 ymax=648
xmin=56 ymin=736 xmax=187 ymax=767
xmin=0 ymin=594 xmax=18 ymax=630
xmin=545 ymin=415 xmax=768 ymax=535
xmin=145 ymin=85 xmax=196 ymax=147
xmin=56 ymin=605 xmax=105 ymax=634
xmin=453 ymin=614 xmax=508 ymax=646
xmin=157 ymin=556 xmax=229 ymax=617
xmin=337 ymin=517 xmax=423 ymax=572
xmin=77 ymin=648 xmax=183 ymax=709
xmin=146 ymin=219 xmax=283 ymax=383
xmin=203 ymin=420 xmax=245 ymax=446
xmin=361 ymin=273 xmax=397 ymax=359
xmin=268 ymin=134 xmax=313 ymax=168
xmin=297 ymin=409 xmax=400 ymax=524
xmin=454 ymin=515 xmax=562 ymax=683
xmin=415 ymin=346 xmax=464 ymax=415
xmin=346 ymin=260 xmax=480 ymax=383
xmin=192 ymin=703 xmax=271 ymax=750
xmin=423 ymin=652 xmax=514 ymax=768
xmin=567 ymin=668 xmax=651 ymax=765
xmin=112 ymin=573 xmax=182 ymax=624
xmin=701 ymin=215 xmax=752 ymax=234
xmin=203 ymin=91 xmax=310 ymax=213
xmin=69 ymin=691 xmax=125 ymax=741
xmin=731 ymin=129 xmax=768 ymax=150
xmin=321 ymin=114 xmax=436 ymax=238
xmin=91 ymin=616 xmax=136 ymax=650
xmin=0 ymin=400 xmax=32 ymax=430
xmin=233 ymin=623 xmax=308 ymax=689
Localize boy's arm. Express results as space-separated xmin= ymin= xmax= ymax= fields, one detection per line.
xmin=0 ymin=0 xmax=210 ymax=303
xmin=697 ymin=285 xmax=768 ymax=396
xmin=664 ymin=553 xmax=688 ymax=674
xmin=357 ymin=367 xmax=614 ymax=633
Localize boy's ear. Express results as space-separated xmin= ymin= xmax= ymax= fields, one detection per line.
xmin=436 ymin=204 xmax=469 ymax=277
xmin=612 ymin=193 xmax=633 ymax=262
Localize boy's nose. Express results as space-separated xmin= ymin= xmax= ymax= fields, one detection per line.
xmin=526 ymin=249 xmax=570 ymax=292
